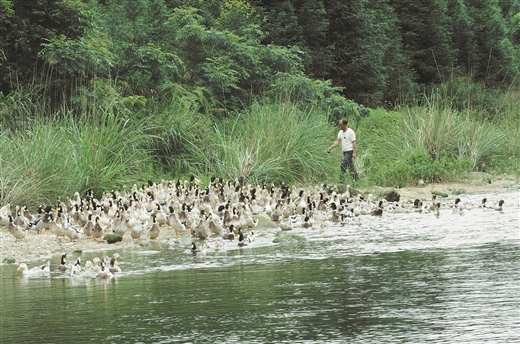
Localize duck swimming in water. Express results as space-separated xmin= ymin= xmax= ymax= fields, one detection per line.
xmin=109 ymin=257 xmax=122 ymax=274
xmin=190 ymin=242 xmax=207 ymax=253
xmin=17 ymin=261 xmax=50 ymax=276
xmin=69 ymin=259 xmax=94 ymax=278
xmin=493 ymin=199 xmax=505 ymax=211
xmin=370 ymin=200 xmax=384 ymax=216
xmin=237 ymin=230 xmax=253 ymax=247
xmin=58 ymin=253 xmax=69 ymax=272
xmin=222 ymin=225 xmax=236 ymax=240
xmin=279 ymin=216 xmax=296 ymax=231
xmin=433 ymin=202 xmax=441 ymax=217
xmin=96 ymin=260 xmax=114 ymax=279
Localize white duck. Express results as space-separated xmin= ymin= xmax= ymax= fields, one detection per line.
xmin=279 ymin=216 xmax=297 ymax=231
xmin=64 ymin=223 xmax=82 ymax=242
xmin=167 ymin=208 xmax=186 ymax=233
xmin=130 ymin=220 xmax=146 ymax=243
xmin=17 ymin=261 xmax=50 ymax=276
xmin=70 ymin=260 xmax=95 ymax=278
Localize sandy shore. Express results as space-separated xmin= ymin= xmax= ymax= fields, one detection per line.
xmin=1 ymin=173 xmax=518 ymax=266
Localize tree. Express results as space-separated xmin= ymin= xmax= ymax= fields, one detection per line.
xmin=0 ymin=0 xmax=87 ymax=94
xmin=90 ymin=0 xmax=180 ymax=95
xmin=255 ymin=0 xmax=332 ymax=79
xmin=324 ymin=0 xmax=415 ymax=106
xmin=512 ymin=12 xmax=520 ymax=46
xmin=465 ymin=0 xmax=519 ymax=84
xmin=166 ymin=6 xmax=304 ymax=109
xmin=506 ymin=1 xmax=520 ymax=46
xmin=447 ymin=0 xmax=476 ymax=74
xmin=389 ymin=0 xmax=456 ymax=84
xmin=293 ymin=0 xmax=332 ymax=79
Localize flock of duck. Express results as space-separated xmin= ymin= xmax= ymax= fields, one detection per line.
xmin=3 ymin=176 xmax=508 ymax=277
xmin=16 ymin=252 xmax=123 ymax=279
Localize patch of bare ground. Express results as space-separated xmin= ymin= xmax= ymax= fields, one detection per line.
xmin=363 ymin=173 xmax=520 ymax=201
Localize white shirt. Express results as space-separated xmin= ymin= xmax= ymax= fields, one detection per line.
xmin=337 ymin=128 xmax=356 ymax=152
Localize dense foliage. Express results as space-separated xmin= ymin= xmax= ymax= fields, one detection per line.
xmin=0 ymin=0 xmax=518 ymax=206
xmin=1 ymin=0 xmax=518 ymax=107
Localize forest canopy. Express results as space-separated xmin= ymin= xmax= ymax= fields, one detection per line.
xmin=1 ymin=0 xmax=518 ymax=110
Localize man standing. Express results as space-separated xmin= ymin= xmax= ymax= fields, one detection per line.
xmin=327 ymin=119 xmax=359 ymax=183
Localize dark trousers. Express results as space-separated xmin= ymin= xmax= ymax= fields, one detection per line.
xmin=340 ymin=150 xmax=358 ymax=181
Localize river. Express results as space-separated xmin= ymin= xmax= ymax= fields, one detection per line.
xmin=1 ymin=190 xmax=518 ymax=343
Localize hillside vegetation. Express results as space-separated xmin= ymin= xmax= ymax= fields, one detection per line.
xmin=0 ymin=0 xmax=518 ymax=207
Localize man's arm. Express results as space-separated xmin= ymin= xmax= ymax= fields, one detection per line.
xmin=328 ymin=138 xmax=341 ymax=152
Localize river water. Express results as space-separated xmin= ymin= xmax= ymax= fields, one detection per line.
xmin=1 ymin=190 xmax=518 ymax=343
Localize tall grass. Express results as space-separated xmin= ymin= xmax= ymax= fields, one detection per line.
xmin=143 ymin=85 xmax=214 ymax=176
xmin=398 ymin=100 xmax=506 ymax=171
xmin=188 ymin=101 xmax=337 ymax=186
xmin=0 ymin=84 xmax=53 ymax=131
xmin=357 ymin=87 xmax=515 ymax=186
xmin=492 ymin=89 xmax=520 ymax=172
xmin=65 ymin=111 xmax=154 ymax=195
xmin=0 ymin=120 xmax=79 ymax=208
xmin=0 ymin=111 xmax=154 ymax=209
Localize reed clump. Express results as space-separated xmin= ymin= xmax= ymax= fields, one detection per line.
xmin=200 ymin=101 xmax=336 ymax=186
xmin=0 ymin=110 xmax=153 ymax=208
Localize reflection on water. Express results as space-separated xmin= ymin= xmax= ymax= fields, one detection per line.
xmin=1 ymin=190 xmax=519 ymax=343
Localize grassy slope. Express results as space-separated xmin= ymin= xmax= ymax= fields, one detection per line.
xmin=0 ymin=88 xmax=518 ymax=210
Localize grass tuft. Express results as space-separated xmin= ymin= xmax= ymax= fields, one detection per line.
xmin=188 ymin=101 xmax=337 ymax=186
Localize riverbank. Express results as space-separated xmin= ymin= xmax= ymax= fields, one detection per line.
xmin=1 ymin=173 xmax=518 ymax=266
xmin=365 ymin=172 xmax=520 ymax=200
